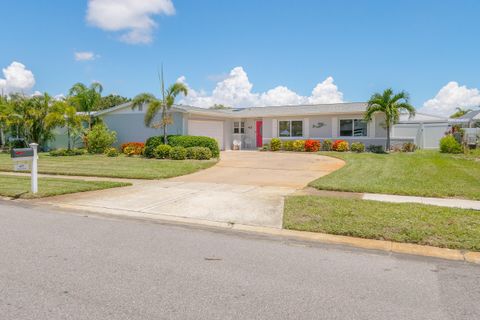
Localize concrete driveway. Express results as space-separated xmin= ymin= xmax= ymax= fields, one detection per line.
xmin=36 ymin=151 xmax=344 ymax=228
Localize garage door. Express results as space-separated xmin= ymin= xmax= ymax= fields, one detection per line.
xmin=188 ymin=120 xmax=224 ymax=150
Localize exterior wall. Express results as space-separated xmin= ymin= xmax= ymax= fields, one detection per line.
xmin=374 ymin=113 xmax=388 ymax=138
xmin=46 ymin=126 xmax=84 ymax=150
xmin=184 ymin=113 xmax=230 ymax=150
xmin=392 ymin=122 xmax=450 ymax=149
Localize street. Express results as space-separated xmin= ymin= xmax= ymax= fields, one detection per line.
xmin=1 ymin=201 xmax=479 ymax=320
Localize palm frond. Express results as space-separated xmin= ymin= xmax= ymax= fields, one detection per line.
xmin=144 ymin=100 xmax=162 ymax=127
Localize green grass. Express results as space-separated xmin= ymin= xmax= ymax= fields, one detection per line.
xmin=0 ymin=153 xmax=217 ymax=179
xmin=284 ymin=195 xmax=480 ymax=251
xmin=312 ymin=150 xmax=480 ymax=200
xmin=0 ymin=174 xmax=130 ymax=199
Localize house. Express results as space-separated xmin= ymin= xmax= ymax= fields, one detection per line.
xmin=449 ymin=110 xmax=480 ymax=146
xmin=92 ymin=101 xmax=450 ymax=150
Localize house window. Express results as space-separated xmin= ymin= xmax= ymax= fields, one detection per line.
xmin=233 ymin=121 xmax=245 ymax=134
xmin=339 ymin=119 xmax=368 ymax=137
xmin=279 ymin=120 xmax=303 ymax=137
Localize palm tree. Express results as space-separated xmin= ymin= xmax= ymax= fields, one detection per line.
xmin=68 ymin=82 xmax=103 ymax=129
xmin=132 ymin=68 xmax=188 ymax=144
xmin=49 ymin=100 xmax=84 ymax=150
xmin=364 ymin=88 xmax=415 ymax=151
xmin=450 ymin=107 xmax=472 ymax=119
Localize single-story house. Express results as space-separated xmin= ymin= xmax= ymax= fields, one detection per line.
xmin=449 ymin=110 xmax=480 ymax=146
xmin=90 ymin=102 xmax=450 ymax=150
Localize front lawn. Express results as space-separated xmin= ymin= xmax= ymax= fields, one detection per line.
xmin=312 ymin=150 xmax=480 ymax=200
xmin=0 ymin=153 xmax=217 ymax=179
xmin=0 ymin=174 xmax=130 ymax=199
xmin=284 ymin=195 xmax=480 ymax=251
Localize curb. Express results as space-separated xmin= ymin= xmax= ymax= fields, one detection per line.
xmin=43 ymin=202 xmax=480 ymax=265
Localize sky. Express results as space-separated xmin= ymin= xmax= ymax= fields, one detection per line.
xmin=1 ymin=0 xmax=480 ymax=116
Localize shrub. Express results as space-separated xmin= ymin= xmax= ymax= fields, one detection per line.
xmin=169 ymin=146 xmax=187 ymax=160
xmin=86 ymin=124 xmax=116 ymax=154
xmin=304 ymin=139 xmax=321 ymax=152
xmin=350 ymin=142 xmax=365 ymax=153
xmin=104 ymin=147 xmax=119 ymax=157
xmin=282 ymin=140 xmax=294 ymax=151
xmin=293 ymin=140 xmax=306 ymax=152
xmin=402 ymin=142 xmax=416 ymax=152
xmin=168 ymin=136 xmax=219 ymax=158
xmin=153 ymin=144 xmax=172 ymax=159
xmin=439 ymin=135 xmax=463 ymax=154
xmin=321 ymin=139 xmax=333 ymax=151
xmin=260 ymin=144 xmax=269 ymax=151
xmin=121 ymin=142 xmax=145 ymax=156
xmin=367 ymin=145 xmax=385 ymax=153
xmin=270 ymin=138 xmax=281 ymax=151
xmin=186 ymin=146 xmax=212 ymax=160
xmin=144 ymin=135 xmax=178 ymax=158
xmin=332 ymin=140 xmax=349 ymax=151
xmin=49 ymin=148 xmax=86 ymax=156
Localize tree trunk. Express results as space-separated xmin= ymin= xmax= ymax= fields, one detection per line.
xmin=67 ymin=126 xmax=71 ymax=151
xmin=0 ymin=126 xmax=4 ymax=147
xmin=88 ymin=111 xmax=92 ymax=130
xmin=386 ymin=123 xmax=391 ymax=152
xmin=162 ymin=105 xmax=168 ymax=144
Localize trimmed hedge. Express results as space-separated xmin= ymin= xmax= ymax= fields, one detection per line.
xmin=144 ymin=135 xmax=178 ymax=158
xmin=154 ymin=144 xmax=172 ymax=159
xmin=168 ymin=136 xmax=219 ymax=158
xmin=169 ymin=146 xmax=187 ymax=160
xmin=186 ymin=147 xmax=212 ymax=160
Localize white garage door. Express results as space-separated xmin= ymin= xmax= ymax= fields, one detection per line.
xmin=188 ymin=120 xmax=224 ymax=150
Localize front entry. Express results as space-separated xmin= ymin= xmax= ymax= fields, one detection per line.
xmin=256 ymin=121 xmax=263 ymax=147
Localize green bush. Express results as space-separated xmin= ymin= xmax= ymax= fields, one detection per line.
xmin=293 ymin=140 xmax=305 ymax=151
xmin=350 ymin=142 xmax=365 ymax=153
xmin=168 ymin=136 xmax=219 ymax=158
xmin=367 ymin=145 xmax=385 ymax=153
xmin=402 ymin=142 xmax=416 ymax=152
xmin=439 ymin=135 xmax=463 ymax=154
xmin=282 ymin=140 xmax=294 ymax=151
xmin=169 ymin=146 xmax=187 ymax=160
xmin=335 ymin=141 xmax=349 ymax=152
xmin=259 ymin=144 xmax=269 ymax=151
xmin=86 ymin=124 xmax=117 ymax=154
xmin=321 ymin=139 xmax=332 ymax=151
xmin=154 ymin=144 xmax=172 ymax=159
xmin=104 ymin=147 xmax=119 ymax=157
xmin=49 ymin=148 xmax=86 ymax=156
xmin=270 ymin=138 xmax=281 ymax=151
xmin=144 ymin=135 xmax=178 ymax=158
xmin=186 ymin=146 xmax=212 ymax=160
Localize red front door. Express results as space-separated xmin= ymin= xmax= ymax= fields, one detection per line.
xmin=256 ymin=121 xmax=263 ymax=147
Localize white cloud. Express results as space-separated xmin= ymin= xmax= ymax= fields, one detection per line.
xmin=178 ymin=66 xmax=344 ymax=108
xmin=86 ymin=0 xmax=175 ymax=44
xmin=422 ymin=81 xmax=480 ymax=116
xmin=74 ymin=51 xmax=98 ymax=61
xmin=0 ymin=61 xmax=35 ymax=95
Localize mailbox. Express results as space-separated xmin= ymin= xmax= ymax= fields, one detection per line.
xmin=11 ymin=148 xmax=34 ymax=160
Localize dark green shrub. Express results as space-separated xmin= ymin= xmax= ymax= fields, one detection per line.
xmin=350 ymin=142 xmax=365 ymax=153
xmin=186 ymin=147 xmax=212 ymax=160
xmin=168 ymin=136 xmax=219 ymax=158
xmin=104 ymin=147 xmax=119 ymax=157
xmin=49 ymin=148 xmax=86 ymax=156
xmin=86 ymin=124 xmax=117 ymax=154
xmin=270 ymin=138 xmax=281 ymax=151
xmin=439 ymin=135 xmax=462 ymax=153
xmin=144 ymin=135 xmax=178 ymax=158
xmin=154 ymin=144 xmax=172 ymax=159
xmin=169 ymin=146 xmax=187 ymax=160
xmin=321 ymin=139 xmax=332 ymax=151
xmin=367 ymin=145 xmax=385 ymax=153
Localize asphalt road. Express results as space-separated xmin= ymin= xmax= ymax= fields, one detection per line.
xmin=1 ymin=201 xmax=479 ymax=320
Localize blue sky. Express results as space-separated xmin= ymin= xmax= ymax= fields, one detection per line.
xmin=1 ymin=0 xmax=480 ymax=115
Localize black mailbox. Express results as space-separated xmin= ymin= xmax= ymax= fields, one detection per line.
xmin=11 ymin=148 xmax=34 ymax=159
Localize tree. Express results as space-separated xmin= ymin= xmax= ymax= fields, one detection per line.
xmin=68 ymin=82 xmax=103 ymax=129
xmin=132 ymin=68 xmax=188 ymax=144
xmin=450 ymin=107 xmax=473 ymax=119
xmin=209 ymin=104 xmax=231 ymax=110
xmin=50 ymin=100 xmax=85 ymax=150
xmin=96 ymin=94 xmax=131 ymax=110
xmin=364 ymin=88 xmax=415 ymax=151
xmin=0 ymin=95 xmax=13 ymax=147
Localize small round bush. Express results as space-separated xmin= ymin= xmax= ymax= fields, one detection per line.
xmin=321 ymin=139 xmax=333 ymax=151
xmin=293 ymin=140 xmax=305 ymax=151
xmin=169 ymin=146 xmax=187 ymax=160
xmin=282 ymin=140 xmax=294 ymax=151
xmin=402 ymin=142 xmax=416 ymax=152
xmin=439 ymin=135 xmax=462 ymax=153
xmin=270 ymin=138 xmax=281 ymax=151
xmin=304 ymin=139 xmax=321 ymax=152
xmin=334 ymin=140 xmax=349 ymax=152
xmin=104 ymin=147 xmax=119 ymax=157
xmin=350 ymin=142 xmax=365 ymax=153
xmin=154 ymin=144 xmax=172 ymax=159
xmin=195 ymin=147 xmax=212 ymax=160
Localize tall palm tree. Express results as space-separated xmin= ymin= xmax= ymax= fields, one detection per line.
xmin=132 ymin=68 xmax=188 ymax=144
xmin=450 ymin=107 xmax=472 ymax=119
xmin=68 ymin=82 xmax=103 ymax=129
xmin=364 ymin=88 xmax=415 ymax=151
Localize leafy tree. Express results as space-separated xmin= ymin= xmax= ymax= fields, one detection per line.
xmin=209 ymin=104 xmax=231 ymax=110
xmin=364 ymin=88 xmax=415 ymax=151
xmin=49 ymin=100 xmax=85 ymax=150
xmin=132 ymin=68 xmax=188 ymax=144
xmin=96 ymin=94 xmax=131 ymax=110
xmin=450 ymin=107 xmax=473 ymax=119
xmin=0 ymin=95 xmax=13 ymax=147
xmin=68 ymin=82 xmax=103 ymax=129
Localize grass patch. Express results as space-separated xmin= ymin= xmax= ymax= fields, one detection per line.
xmin=284 ymin=195 xmax=480 ymax=251
xmin=0 ymin=174 xmax=130 ymax=199
xmin=312 ymin=150 xmax=480 ymax=200
xmin=0 ymin=153 xmax=217 ymax=179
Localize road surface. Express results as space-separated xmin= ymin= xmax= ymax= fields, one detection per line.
xmin=1 ymin=201 xmax=479 ymax=320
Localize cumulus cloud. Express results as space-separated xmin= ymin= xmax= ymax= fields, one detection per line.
xmin=74 ymin=51 xmax=98 ymax=61
xmin=86 ymin=0 xmax=175 ymax=44
xmin=177 ymin=67 xmax=344 ymax=108
xmin=0 ymin=61 xmax=35 ymax=95
xmin=422 ymin=81 xmax=480 ymax=116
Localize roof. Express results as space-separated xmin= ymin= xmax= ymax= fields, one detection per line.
xmin=457 ymin=109 xmax=480 ymax=121
xmin=398 ymin=112 xmax=448 ymax=123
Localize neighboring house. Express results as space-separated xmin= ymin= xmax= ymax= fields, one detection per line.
xmin=91 ymin=102 xmax=450 ymax=150
xmin=450 ymin=110 xmax=480 ymax=146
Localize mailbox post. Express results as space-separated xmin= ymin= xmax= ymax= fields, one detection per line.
xmin=11 ymin=144 xmax=38 ymax=194
xmin=30 ymin=143 xmax=38 ymax=194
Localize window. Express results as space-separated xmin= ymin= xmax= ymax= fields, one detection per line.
xmin=339 ymin=119 xmax=368 ymax=137
xmin=279 ymin=120 xmax=303 ymax=137
xmin=233 ymin=121 xmax=245 ymax=134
